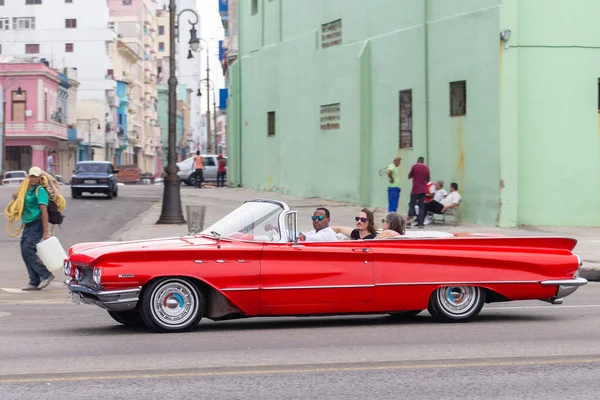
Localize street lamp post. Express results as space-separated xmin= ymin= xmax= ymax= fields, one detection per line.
xmin=157 ymin=2 xmax=199 ymax=225
xmin=197 ymin=78 xmax=217 ymax=154
xmin=1 ymin=78 xmax=23 ymax=176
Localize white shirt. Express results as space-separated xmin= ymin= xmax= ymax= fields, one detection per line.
xmin=302 ymin=227 xmax=338 ymax=242
xmin=47 ymin=155 xmax=55 ymax=173
xmin=441 ymin=191 xmax=461 ymax=207
xmin=433 ymin=188 xmax=448 ymax=202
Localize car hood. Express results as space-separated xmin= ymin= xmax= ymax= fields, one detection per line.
xmin=69 ymin=236 xmax=217 ymax=263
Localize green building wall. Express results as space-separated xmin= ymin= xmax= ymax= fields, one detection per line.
xmin=228 ymin=0 xmax=600 ymax=227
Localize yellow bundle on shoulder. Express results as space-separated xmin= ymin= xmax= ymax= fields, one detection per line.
xmin=4 ymin=171 xmax=67 ymax=237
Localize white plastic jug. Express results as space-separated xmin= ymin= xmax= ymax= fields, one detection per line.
xmin=36 ymin=236 xmax=68 ymax=272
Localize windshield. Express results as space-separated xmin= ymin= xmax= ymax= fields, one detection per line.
xmin=201 ymin=201 xmax=284 ymax=242
xmin=4 ymin=171 xmax=26 ymax=179
xmin=76 ymin=163 xmax=108 ymax=173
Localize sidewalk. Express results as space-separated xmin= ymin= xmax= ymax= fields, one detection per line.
xmin=111 ymin=187 xmax=600 ymax=282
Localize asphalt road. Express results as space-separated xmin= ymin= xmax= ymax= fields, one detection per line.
xmin=0 ymin=184 xmax=163 ymax=291
xmin=0 ymin=284 xmax=598 ymax=399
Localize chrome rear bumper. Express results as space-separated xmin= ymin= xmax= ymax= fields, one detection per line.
xmin=68 ymin=283 xmax=141 ymax=312
xmin=541 ymin=277 xmax=588 ymax=304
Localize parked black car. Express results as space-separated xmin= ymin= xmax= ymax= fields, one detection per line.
xmin=71 ymin=161 xmax=119 ymax=199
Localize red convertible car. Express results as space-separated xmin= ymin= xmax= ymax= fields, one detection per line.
xmin=65 ymin=199 xmax=587 ymax=332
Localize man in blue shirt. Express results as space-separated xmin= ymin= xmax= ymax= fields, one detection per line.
xmin=14 ymin=167 xmax=55 ymax=290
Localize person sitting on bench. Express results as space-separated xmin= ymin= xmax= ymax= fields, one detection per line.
xmin=425 ymin=182 xmax=461 ymax=215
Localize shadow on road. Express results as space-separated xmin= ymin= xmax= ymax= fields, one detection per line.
xmin=59 ymin=312 xmax=557 ymax=336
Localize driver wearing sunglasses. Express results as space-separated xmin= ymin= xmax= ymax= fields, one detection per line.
xmin=299 ymin=207 xmax=338 ymax=242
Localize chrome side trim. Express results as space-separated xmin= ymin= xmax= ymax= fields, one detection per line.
xmin=540 ymin=277 xmax=588 ymax=286
xmin=221 ymin=287 xmax=260 ymax=292
xmin=262 ymin=284 xmax=375 ymax=291
xmin=377 ymin=280 xmax=539 ymax=287
xmin=194 ymin=260 xmax=204 ymax=264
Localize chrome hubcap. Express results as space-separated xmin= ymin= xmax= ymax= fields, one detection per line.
xmin=151 ymin=280 xmax=198 ymax=327
xmin=437 ymin=286 xmax=478 ymax=316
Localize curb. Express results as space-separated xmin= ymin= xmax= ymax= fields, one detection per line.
xmin=580 ymin=268 xmax=600 ymax=282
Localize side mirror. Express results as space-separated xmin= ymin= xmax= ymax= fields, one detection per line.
xmin=113 ymin=169 xmax=119 ymax=174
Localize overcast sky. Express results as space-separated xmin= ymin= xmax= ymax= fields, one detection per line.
xmin=197 ymin=0 xmax=225 ymax=94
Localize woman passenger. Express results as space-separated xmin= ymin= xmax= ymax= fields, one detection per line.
xmin=332 ymin=208 xmax=378 ymax=240
xmin=375 ymin=212 xmax=406 ymax=239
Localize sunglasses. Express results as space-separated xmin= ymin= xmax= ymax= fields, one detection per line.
xmin=355 ymin=217 xmax=368 ymax=223
xmin=381 ymin=219 xmax=388 ymax=224
xmin=312 ymin=215 xmax=326 ymax=221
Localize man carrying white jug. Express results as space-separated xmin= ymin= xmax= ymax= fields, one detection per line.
xmin=6 ymin=166 xmax=65 ymax=290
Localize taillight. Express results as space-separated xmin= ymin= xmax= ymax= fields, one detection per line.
xmin=72 ymin=179 xmax=82 ymax=184
xmin=99 ymin=179 xmax=108 ymax=183
xmin=2 ymin=180 xmax=8 ymax=184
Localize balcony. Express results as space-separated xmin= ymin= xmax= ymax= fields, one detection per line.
xmin=5 ymin=121 xmax=68 ymax=141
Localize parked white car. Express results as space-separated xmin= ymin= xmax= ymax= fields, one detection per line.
xmin=2 ymin=170 xmax=27 ymax=186
xmin=176 ymin=154 xmax=226 ymax=186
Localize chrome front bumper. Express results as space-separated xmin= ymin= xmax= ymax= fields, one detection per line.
xmin=68 ymin=283 xmax=141 ymax=312
xmin=541 ymin=277 xmax=588 ymax=304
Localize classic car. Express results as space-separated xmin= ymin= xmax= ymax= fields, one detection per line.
xmin=65 ymin=199 xmax=587 ymax=333
xmin=71 ymin=161 xmax=119 ymax=199
xmin=2 ymin=170 xmax=27 ymax=186
xmin=177 ymin=154 xmax=227 ymax=186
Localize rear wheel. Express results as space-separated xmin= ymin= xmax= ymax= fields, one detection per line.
xmin=71 ymin=190 xmax=80 ymax=199
xmin=106 ymin=189 xmax=113 ymax=199
xmin=140 ymin=277 xmax=205 ymax=332
xmin=108 ymin=310 xmax=143 ymax=326
xmin=428 ymin=286 xmax=485 ymax=322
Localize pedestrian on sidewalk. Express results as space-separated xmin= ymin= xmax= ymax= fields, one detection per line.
xmin=407 ymin=156 xmax=430 ymax=228
xmin=217 ymin=154 xmax=227 ymax=188
xmin=5 ymin=167 xmax=65 ymax=290
xmin=386 ymin=157 xmax=402 ymax=212
xmin=193 ymin=151 xmax=204 ymax=188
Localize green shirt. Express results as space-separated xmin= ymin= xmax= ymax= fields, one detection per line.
xmin=22 ymin=185 xmax=49 ymax=224
xmin=387 ymin=163 xmax=400 ymax=188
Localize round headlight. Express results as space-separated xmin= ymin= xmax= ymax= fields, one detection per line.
xmin=93 ymin=267 xmax=102 ymax=285
xmin=75 ymin=267 xmax=82 ymax=281
xmin=63 ymin=260 xmax=71 ymax=277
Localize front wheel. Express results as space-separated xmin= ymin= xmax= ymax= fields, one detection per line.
xmin=427 ymin=286 xmax=485 ymax=322
xmin=140 ymin=277 xmax=205 ymax=332
xmin=108 ymin=310 xmax=143 ymax=326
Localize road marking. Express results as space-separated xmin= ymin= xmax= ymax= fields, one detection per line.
xmin=1 ymin=357 xmax=600 ymax=384
xmin=0 ymin=288 xmax=29 ymax=294
xmin=0 ymin=311 xmax=10 ymax=318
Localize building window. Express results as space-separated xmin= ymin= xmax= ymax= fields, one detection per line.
xmin=158 ymin=25 xmax=164 ymax=35
xmin=25 ymin=43 xmax=40 ymax=54
xmin=0 ymin=45 xmax=2 ymax=54
xmin=26 ymin=0 xmax=42 ymax=4
xmin=320 ymin=103 xmax=341 ymax=131
xmin=450 ymin=80 xmax=467 ymax=116
xmin=0 ymin=18 xmax=9 ymax=30
xmin=122 ymin=0 xmax=132 ymax=5
xmin=0 ymin=0 xmax=4 ymax=5
xmin=251 ymin=0 xmax=258 ymax=15
xmin=13 ymin=17 xmax=35 ymax=30
xmin=65 ymin=43 xmax=74 ymax=52
xmin=65 ymin=19 xmax=77 ymax=28
xmin=267 ymin=111 xmax=275 ymax=137
xmin=158 ymin=42 xmax=165 ymax=52
xmin=65 ymin=0 xmax=72 ymax=3
xmin=321 ymin=19 xmax=342 ymax=49
xmin=398 ymin=90 xmax=413 ymax=149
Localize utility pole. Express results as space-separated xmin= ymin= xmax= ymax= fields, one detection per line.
xmin=213 ymin=89 xmax=217 ymax=154
xmin=205 ymin=51 xmax=211 ymax=154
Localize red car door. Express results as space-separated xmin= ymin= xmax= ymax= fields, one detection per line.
xmin=259 ymin=241 xmax=374 ymax=315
